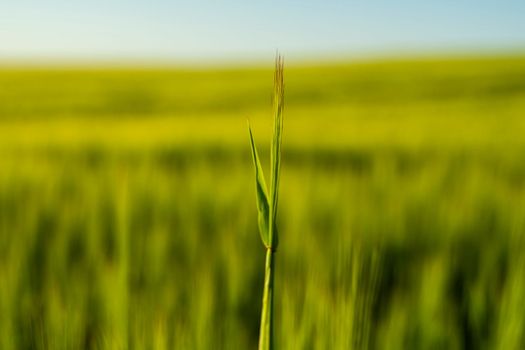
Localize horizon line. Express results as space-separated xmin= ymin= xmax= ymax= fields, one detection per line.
xmin=1 ymin=48 xmax=525 ymax=70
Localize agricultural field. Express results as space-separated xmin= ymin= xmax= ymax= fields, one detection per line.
xmin=1 ymin=55 xmax=525 ymax=349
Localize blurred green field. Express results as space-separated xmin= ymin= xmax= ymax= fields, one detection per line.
xmin=1 ymin=55 xmax=525 ymax=349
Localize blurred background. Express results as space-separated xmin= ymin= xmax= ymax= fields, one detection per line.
xmin=1 ymin=1 xmax=525 ymax=349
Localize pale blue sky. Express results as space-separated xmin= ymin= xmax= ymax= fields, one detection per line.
xmin=1 ymin=0 xmax=524 ymax=63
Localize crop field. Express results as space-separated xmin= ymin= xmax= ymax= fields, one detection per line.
xmin=1 ymin=56 xmax=525 ymax=349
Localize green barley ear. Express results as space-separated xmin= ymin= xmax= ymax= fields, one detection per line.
xmin=269 ymin=54 xmax=284 ymax=250
xmin=248 ymin=54 xmax=284 ymax=350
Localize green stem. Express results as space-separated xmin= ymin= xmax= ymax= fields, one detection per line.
xmin=258 ymin=248 xmax=275 ymax=350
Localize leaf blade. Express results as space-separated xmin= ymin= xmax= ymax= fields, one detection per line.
xmin=248 ymin=122 xmax=271 ymax=248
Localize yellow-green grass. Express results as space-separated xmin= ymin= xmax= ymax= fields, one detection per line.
xmin=2 ymin=56 xmax=525 ymax=153
xmin=1 ymin=55 xmax=525 ymax=349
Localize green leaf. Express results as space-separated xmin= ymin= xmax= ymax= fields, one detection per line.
xmin=248 ymin=122 xmax=271 ymax=248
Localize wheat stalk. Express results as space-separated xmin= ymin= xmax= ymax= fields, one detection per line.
xmin=248 ymin=55 xmax=284 ymax=350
